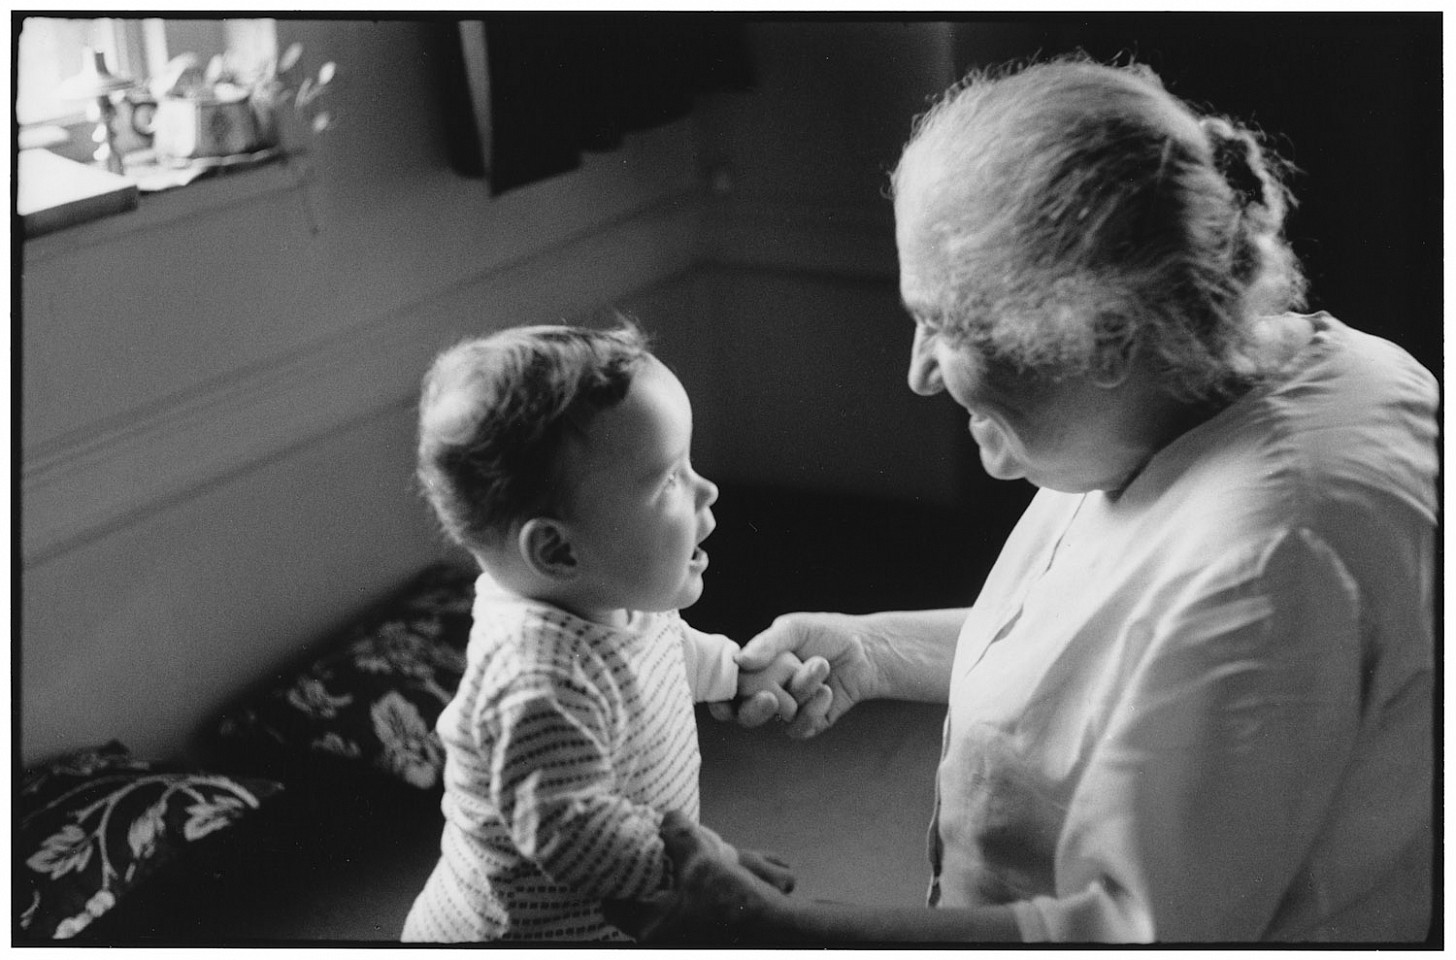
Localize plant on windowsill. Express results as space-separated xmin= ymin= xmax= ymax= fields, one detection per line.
xmin=132 ymin=43 xmax=337 ymax=231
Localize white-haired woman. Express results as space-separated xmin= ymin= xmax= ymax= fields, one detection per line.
xmin=608 ymin=58 xmax=1437 ymax=944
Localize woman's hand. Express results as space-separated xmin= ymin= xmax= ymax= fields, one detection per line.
xmin=605 ymin=796 xmax=1021 ymax=945
xmin=737 ymin=847 xmax=796 ymax=894
xmin=603 ymin=811 xmax=789 ymax=944
xmin=690 ymin=821 xmax=797 ymax=893
xmin=711 ymin=612 xmax=881 ymax=739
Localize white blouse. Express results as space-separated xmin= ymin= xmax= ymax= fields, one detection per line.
xmin=931 ymin=314 xmax=1437 ymax=942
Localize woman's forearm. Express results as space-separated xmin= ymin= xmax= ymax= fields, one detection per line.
xmin=853 ymin=607 xmax=965 ymax=704
xmin=761 ymin=897 xmax=1022 ymax=944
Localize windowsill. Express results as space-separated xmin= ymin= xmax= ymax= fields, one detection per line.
xmin=19 ymin=148 xmax=303 ymax=262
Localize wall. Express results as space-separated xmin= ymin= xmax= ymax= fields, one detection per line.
xmin=35 ymin=17 xmax=1419 ymax=766
xmin=19 ymin=20 xmax=709 ymax=762
xmin=687 ymin=13 xmax=1442 ymax=531
xmin=691 ymin=21 xmax=972 ymax=506
xmin=21 ymin=20 xmax=974 ymax=763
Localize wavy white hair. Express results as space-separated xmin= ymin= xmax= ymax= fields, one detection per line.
xmin=892 ymin=57 xmax=1306 ymax=400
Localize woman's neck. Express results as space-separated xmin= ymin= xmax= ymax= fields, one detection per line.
xmin=1103 ymin=316 xmax=1316 ymax=500
xmin=1104 ymin=392 xmax=1230 ymax=500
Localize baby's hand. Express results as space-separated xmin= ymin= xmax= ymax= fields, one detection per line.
xmin=737 ymin=651 xmax=830 ymax=722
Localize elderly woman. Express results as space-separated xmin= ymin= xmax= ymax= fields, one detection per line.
xmin=609 ymin=59 xmax=1438 ymax=944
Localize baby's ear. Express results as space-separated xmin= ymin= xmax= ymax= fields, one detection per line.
xmin=519 ymin=518 xmax=577 ymax=580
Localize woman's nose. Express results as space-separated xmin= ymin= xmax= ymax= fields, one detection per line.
xmin=907 ymin=325 xmax=944 ymax=396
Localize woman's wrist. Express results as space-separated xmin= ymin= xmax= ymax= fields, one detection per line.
xmin=747 ymin=888 xmax=811 ymax=944
xmin=855 ymin=608 xmax=963 ymax=703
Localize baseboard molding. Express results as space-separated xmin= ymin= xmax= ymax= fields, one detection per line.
xmin=21 ymin=196 xmax=705 ymax=565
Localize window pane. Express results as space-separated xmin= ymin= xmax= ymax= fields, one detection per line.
xmin=18 ymin=18 xmax=278 ymax=127
xmin=16 ymin=18 xmax=118 ymax=125
xmin=155 ymin=20 xmax=230 ymax=68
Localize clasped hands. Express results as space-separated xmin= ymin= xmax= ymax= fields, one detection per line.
xmin=721 ymin=609 xmax=876 ymax=738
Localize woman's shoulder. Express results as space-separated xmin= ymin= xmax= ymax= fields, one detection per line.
xmin=1110 ymin=317 xmax=1435 ymax=571
xmin=1167 ymin=314 xmax=1434 ymax=503
xmin=1257 ymin=312 xmax=1436 ymax=512
xmin=1286 ymin=312 xmax=1438 ymax=411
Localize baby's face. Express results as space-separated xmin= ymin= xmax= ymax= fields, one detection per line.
xmin=554 ymin=357 xmax=719 ymax=621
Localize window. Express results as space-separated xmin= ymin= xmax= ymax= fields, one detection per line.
xmin=17 ymin=18 xmax=286 ymax=235
xmin=17 ymin=18 xmax=277 ymax=155
xmin=17 ymin=18 xmax=123 ymax=128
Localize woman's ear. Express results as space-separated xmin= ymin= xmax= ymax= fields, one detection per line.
xmin=519 ymin=518 xmax=577 ymax=580
xmin=1090 ymin=323 xmax=1137 ymax=389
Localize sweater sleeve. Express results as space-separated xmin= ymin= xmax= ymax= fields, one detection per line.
xmin=677 ymin=624 xmax=739 ymax=702
xmin=1018 ymin=527 xmax=1364 ymax=942
xmin=485 ymin=670 xmax=669 ymax=899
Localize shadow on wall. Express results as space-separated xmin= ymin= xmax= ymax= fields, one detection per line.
xmin=688 ymin=484 xmax=1021 ymax=644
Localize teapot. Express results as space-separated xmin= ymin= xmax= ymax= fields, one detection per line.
xmin=130 ymin=90 xmax=273 ymax=161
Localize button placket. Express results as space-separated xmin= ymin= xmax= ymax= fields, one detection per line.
xmin=962 ymin=495 xmax=1088 ymax=677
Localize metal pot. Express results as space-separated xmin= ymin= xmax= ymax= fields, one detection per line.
xmin=130 ymin=92 xmax=269 ymax=160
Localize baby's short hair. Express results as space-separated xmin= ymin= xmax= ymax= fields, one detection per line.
xmin=417 ymin=319 xmax=651 ymax=550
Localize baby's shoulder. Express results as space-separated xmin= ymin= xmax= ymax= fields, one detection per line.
xmin=475 ymin=600 xmax=626 ymax=684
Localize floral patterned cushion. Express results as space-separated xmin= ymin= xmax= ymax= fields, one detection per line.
xmin=215 ymin=563 xmax=477 ymax=790
xmin=16 ymin=741 xmax=283 ymax=941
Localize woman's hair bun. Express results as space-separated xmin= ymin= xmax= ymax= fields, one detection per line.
xmin=1202 ymin=116 xmax=1266 ymax=211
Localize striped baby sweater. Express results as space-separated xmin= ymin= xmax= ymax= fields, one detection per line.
xmin=402 ymin=575 xmax=738 ymax=942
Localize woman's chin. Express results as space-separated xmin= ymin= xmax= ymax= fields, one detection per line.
xmin=969 ymin=417 xmax=1025 ymax=481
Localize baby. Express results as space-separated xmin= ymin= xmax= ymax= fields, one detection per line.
xmin=402 ymin=320 xmax=825 ymax=942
